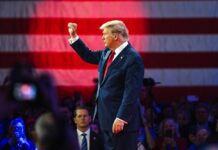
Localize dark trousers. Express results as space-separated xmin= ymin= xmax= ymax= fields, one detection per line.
xmin=102 ymin=130 xmax=138 ymax=150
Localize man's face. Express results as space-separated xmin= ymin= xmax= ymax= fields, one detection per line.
xmin=177 ymin=113 xmax=187 ymax=126
xmin=102 ymin=28 xmax=116 ymax=49
xmin=163 ymin=119 xmax=176 ymax=133
xmin=13 ymin=122 xmax=24 ymax=139
xmin=196 ymin=128 xmax=209 ymax=144
xmin=74 ymin=109 xmax=91 ymax=129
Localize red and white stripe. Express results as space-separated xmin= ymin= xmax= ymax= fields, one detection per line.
xmin=0 ymin=0 xmax=217 ymax=101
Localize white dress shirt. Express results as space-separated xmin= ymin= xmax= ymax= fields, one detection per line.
xmin=77 ymin=128 xmax=90 ymax=150
xmin=113 ymin=41 xmax=128 ymax=60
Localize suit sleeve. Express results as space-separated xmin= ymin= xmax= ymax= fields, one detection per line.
xmin=116 ymin=54 xmax=144 ymax=122
xmin=70 ymin=38 xmax=102 ymax=64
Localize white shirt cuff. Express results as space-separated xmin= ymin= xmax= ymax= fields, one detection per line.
xmin=68 ymin=36 xmax=79 ymax=44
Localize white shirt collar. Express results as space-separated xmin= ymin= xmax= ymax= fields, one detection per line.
xmin=77 ymin=128 xmax=90 ymax=136
xmin=113 ymin=41 xmax=128 ymax=60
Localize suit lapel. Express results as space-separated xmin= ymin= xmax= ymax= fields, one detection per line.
xmin=101 ymin=44 xmax=130 ymax=86
xmin=99 ymin=50 xmax=111 ymax=84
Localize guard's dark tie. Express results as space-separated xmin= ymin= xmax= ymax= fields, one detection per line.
xmin=81 ymin=133 xmax=87 ymax=150
xmin=103 ymin=51 xmax=115 ymax=78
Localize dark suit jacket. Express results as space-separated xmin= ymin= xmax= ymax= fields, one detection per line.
xmin=74 ymin=129 xmax=104 ymax=150
xmin=90 ymin=131 xmax=104 ymax=150
xmin=71 ymin=39 xmax=144 ymax=132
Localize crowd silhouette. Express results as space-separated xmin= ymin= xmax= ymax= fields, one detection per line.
xmin=0 ymin=61 xmax=217 ymax=150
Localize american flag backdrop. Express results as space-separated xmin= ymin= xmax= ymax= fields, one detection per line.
xmin=0 ymin=0 xmax=217 ymax=102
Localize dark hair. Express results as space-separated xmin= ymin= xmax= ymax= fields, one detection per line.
xmin=36 ymin=112 xmax=79 ymax=150
xmin=74 ymin=105 xmax=91 ymax=117
xmin=10 ymin=117 xmax=25 ymax=128
xmin=9 ymin=117 xmax=26 ymax=138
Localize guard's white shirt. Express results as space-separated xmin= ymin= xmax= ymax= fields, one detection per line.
xmin=77 ymin=128 xmax=90 ymax=150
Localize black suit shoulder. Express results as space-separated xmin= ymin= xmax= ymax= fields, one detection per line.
xmin=90 ymin=131 xmax=104 ymax=150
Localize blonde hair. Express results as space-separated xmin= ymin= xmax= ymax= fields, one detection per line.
xmin=100 ymin=20 xmax=129 ymax=41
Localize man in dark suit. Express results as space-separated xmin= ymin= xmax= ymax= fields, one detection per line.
xmin=68 ymin=20 xmax=144 ymax=150
xmin=74 ymin=105 xmax=104 ymax=150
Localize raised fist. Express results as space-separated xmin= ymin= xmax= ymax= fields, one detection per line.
xmin=68 ymin=22 xmax=77 ymax=38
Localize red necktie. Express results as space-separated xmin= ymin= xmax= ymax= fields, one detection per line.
xmin=103 ymin=52 xmax=115 ymax=78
